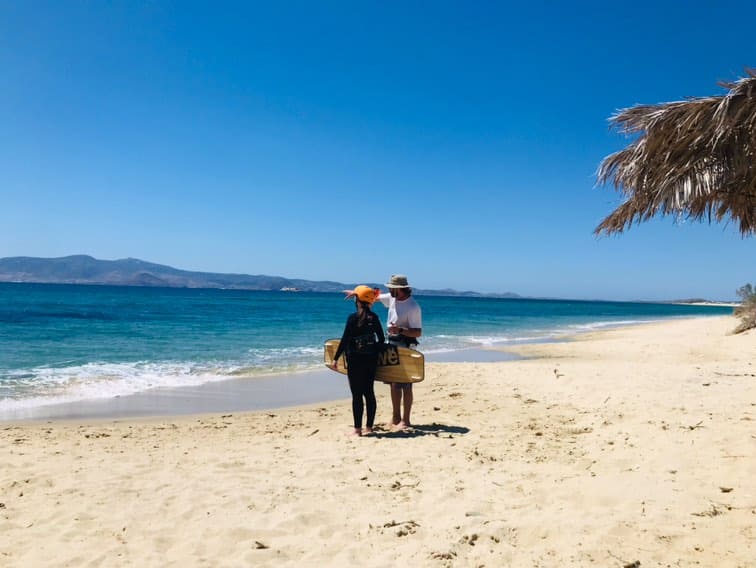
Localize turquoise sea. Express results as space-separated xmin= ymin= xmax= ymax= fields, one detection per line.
xmin=0 ymin=283 xmax=733 ymax=414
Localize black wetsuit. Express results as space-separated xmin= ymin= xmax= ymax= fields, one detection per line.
xmin=333 ymin=309 xmax=385 ymax=429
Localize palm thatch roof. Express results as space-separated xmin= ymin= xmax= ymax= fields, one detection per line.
xmin=595 ymin=69 xmax=756 ymax=236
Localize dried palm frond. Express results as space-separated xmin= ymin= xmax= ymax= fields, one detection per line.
xmin=595 ymin=69 xmax=756 ymax=236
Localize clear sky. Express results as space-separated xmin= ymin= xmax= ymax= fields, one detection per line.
xmin=2 ymin=1 xmax=754 ymax=301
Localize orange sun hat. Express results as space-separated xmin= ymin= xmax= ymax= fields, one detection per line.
xmin=352 ymin=285 xmax=380 ymax=305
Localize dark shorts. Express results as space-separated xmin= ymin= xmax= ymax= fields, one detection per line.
xmin=387 ymin=339 xmax=415 ymax=388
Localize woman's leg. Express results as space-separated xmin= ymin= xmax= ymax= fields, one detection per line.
xmin=364 ymin=380 xmax=376 ymax=430
xmin=363 ymin=357 xmax=378 ymax=429
xmin=347 ymin=377 xmax=364 ymax=430
xmin=346 ymin=356 xmax=365 ymax=431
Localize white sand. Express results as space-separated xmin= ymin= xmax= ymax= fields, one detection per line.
xmin=2 ymin=315 xmax=754 ymax=566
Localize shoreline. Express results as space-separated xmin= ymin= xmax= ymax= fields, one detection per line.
xmin=0 ymin=315 xmax=711 ymax=422
xmin=5 ymin=314 xmax=690 ymax=423
xmin=673 ymin=301 xmax=740 ymax=307
xmin=0 ymin=348 xmax=519 ymax=423
xmin=2 ymin=315 xmax=754 ymax=566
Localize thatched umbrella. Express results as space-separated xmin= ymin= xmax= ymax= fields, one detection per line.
xmin=595 ymin=69 xmax=756 ymax=236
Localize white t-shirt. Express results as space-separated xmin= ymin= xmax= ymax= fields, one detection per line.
xmin=378 ymin=293 xmax=422 ymax=331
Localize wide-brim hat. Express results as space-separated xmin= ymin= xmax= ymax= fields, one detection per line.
xmin=385 ymin=274 xmax=410 ymax=288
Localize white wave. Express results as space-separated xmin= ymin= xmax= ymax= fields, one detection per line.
xmin=421 ymin=332 xmax=554 ymax=353
xmin=561 ymin=319 xmax=659 ymax=332
xmin=0 ymin=354 xmax=323 ymax=412
xmin=0 ymin=362 xmax=219 ymax=410
xmin=0 ymin=320 xmax=670 ymax=412
xmin=421 ymin=319 xmax=663 ymax=354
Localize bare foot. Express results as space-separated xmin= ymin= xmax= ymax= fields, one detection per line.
xmin=350 ymin=428 xmax=362 ymax=436
xmin=393 ymin=421 xmax=410 ymax=431
xmin=363 ymin=427 xmax=374 ymax=435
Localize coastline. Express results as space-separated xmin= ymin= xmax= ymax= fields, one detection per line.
xmin=0 ymin=349 xmax=518 ymax=422
xmin=0 ymin=315 xmax=708 ymax=422
xmin=0 ymin=369 xmax=349 ymax=422
xmin=674 ymin=301 xmax=740 ymax=307
xmin=2 ymin=315 xmax=754 ymax=566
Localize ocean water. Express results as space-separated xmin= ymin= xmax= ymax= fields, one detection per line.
xmin=0 ymin=283 xmax=733 ymax=413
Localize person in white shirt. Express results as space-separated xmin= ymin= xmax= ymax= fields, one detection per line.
xmin=377 ymin=274 xmax=422 ymax=430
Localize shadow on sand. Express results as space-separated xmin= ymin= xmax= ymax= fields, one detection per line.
xmin=370 ymin=422 xmax=470 ymax=439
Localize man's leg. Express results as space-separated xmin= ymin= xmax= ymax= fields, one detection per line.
xmin=399 ymin=384 xmax=413 ymax=428
xmin=390 ymin=383 xmax=402 ymax=425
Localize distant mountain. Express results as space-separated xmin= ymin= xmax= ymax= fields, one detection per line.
xmin=0 ymin=255 xmax=521 ymax=298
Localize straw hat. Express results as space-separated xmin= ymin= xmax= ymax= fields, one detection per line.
xmin=385 ymin=274 xmax=410 ymax=288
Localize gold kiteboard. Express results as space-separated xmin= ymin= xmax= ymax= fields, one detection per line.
xmin=323 ymin=339 xmax=424 ymax=383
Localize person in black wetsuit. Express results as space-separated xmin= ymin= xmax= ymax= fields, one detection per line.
xmin=330 ymin=285 xmax=385 ymax=436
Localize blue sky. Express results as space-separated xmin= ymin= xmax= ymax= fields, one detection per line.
xmin=1 ymin=1 xmax=754 ymax=301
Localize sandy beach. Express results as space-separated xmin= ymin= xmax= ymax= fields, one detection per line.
xmin=2 ymin=315 xmax=754 ymax=567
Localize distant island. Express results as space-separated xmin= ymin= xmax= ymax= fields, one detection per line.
xmin=0 ymin=255 xmax=521 ymax=298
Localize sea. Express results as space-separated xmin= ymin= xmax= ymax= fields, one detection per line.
xmin=0 ymin=283 xmax=733 ymax=415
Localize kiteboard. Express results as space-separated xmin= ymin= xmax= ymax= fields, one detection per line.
xmin=323 ymin=339 xmax=424 ymax=383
